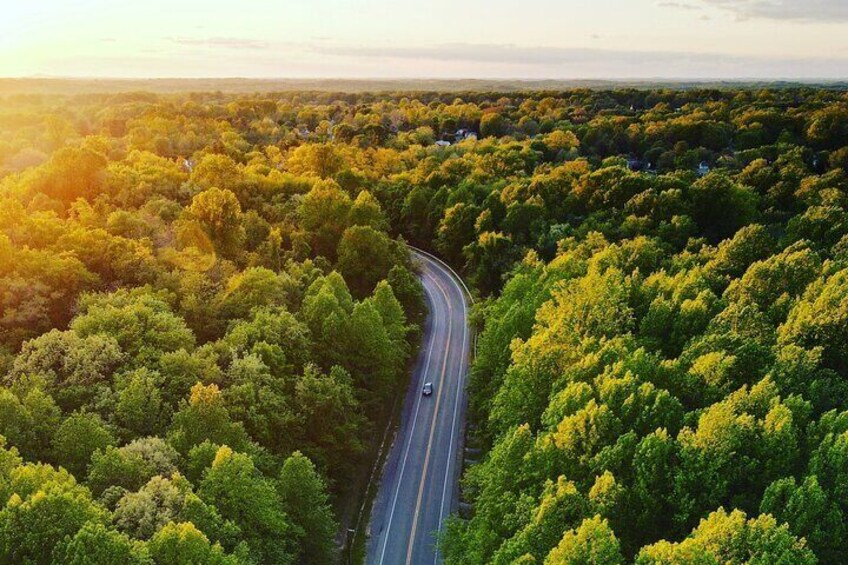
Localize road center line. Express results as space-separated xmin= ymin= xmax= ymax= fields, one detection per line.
xmin=411 ymin=252 xmax=473 ymax=564
xmin=377 ymin=270 xmax=442 ymax=565
xmin=405 ymin=272 xmax=453 ymax=565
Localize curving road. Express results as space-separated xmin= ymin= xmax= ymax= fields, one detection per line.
xmin=366 ymin=249 xmax=471 ymax=565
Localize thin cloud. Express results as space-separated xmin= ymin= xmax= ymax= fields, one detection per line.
xmin=138 ymin=39 xmax=848 ymax=80
xmin=699 ymin=0 xmax=848 ymax=22
xmin=304 ymin=42 xmax=848 ymax=78
xmin=311 ymin=43 xmax=655 ymax=65
xmin=658 ymin=2 xmax=703 ymax=11
xmin=310 ymin=42 xmax=827 ymax=64
xmin=168 ymin=36 xmax=271 ymax=50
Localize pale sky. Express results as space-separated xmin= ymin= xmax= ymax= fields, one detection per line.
xmin=2 ymin=0 xmax=848 ymax=79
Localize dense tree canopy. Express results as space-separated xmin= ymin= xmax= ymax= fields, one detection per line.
xmin=2 ymin=84 xmax=848 ymax=562
xmin=0 ymin=86 xmax=425 ymax=563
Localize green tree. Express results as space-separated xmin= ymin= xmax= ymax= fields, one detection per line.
xmin=71 ymin=289 xmax=195 ymax=368
xmin=187 ymin=187 xmax=244 ymax=258
xmin=87 ymin=437 xmax=179 ymax=498
xmin=158 ymin=349 xmax=224 ymax=409
xmin=52 ymin=412 xmax=116 ymax=478
xmin=287 ymin=143 xmax=343 ymax=178
xmin=199 ymin=446 xmax=294 ymax=564
xmin=635 ymin=508 xmax=816 ymax=565
xmin=222 ymin=307 xmax=312 ymax=372
xmin=294 ymin=364 xmax=366 ymax=478
xmin=11 ymin=330 xmax=124 ymax=410
xmin=299 ymin=179 xmax=352 ymax=260
xmin=336 ymin=226 xmax=399 ymax=297
xmin=0 ymin=245 xmax=97 ymax=350
xmin=218 ymin=267 xmax=288 ymax=321
xmin=443 ymin=424 xmax=535 ymax=564
xmin=167 ymin=384 xmax=251 ymax=455
xmin=688 ymin=173 xmax=758 ymax=242
xmin=0 ymin=395 xmax=30 ymax=456
xmin=761 ymin=475 xmax=846 ymax=563
xmin=346 ymin=299 xmax=404 ymax=398
xmin=115 ymin=368 xmax=168 ymax=438
xmin=387 ymin=264 xmax=426 ymax=326
xmin=779 ymin=267 xmax=848 ymax=374
xmin=87 ymin=446 xmax=155 ymax=497
xmin=190 ymin=154 xmax=243 ymax=192
xmin=277 ymin=451 xmax=338 ymax=564
xmin=349 ymin=190 xmax=388 ymax=230
xmin=148 ymin=522 xmax=241 ymax=565
xmin=480 ymin=112 xmax=509 ymax=138
xmin=32 ymin=144 xmax=107 ymax=204
xmin=436 ymin=202 xmax=480 ymax=266
xmin=114 ymin=474 xmax=228 ymax=542
xmin=57 ymin=522 xmax=152 ymax=565
xmin=221 ymin=353 xmax=299 ymax=454
xmin=491 ymin=476 xmax=589 ymax=564
xmin=544 ymin=516 xmax=624 ymax=565
xmin=0 ymin=488 xmax=107 ymax=564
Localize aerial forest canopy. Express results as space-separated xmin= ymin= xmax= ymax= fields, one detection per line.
xmin=1 ymin=85 xmax=848 ymax=563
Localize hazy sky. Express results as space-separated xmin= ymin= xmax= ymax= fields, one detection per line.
xmin=2 ymin=0 xmax=848 ymax=79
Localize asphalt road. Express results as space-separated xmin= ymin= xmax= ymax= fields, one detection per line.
xmin=366 ymin=249 xmax=471 ymax=565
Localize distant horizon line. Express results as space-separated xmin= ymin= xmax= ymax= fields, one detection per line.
xmin=3 ymin=76 xmax=848 ymax=82
xmin=3 ymin=76 xmax=847 ymax=95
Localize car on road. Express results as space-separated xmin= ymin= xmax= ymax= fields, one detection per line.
xmin=422 ymin=382 xmax=433 ymax=396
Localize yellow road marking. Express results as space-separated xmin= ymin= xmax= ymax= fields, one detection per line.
xmin=377 ymin=268 xmax=442 ymax=565
xmin=405 ymin=272 xmax=453 ymax=565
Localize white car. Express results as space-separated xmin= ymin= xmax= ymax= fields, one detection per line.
xmin=422 ymin=382 xmax=433 ymax=396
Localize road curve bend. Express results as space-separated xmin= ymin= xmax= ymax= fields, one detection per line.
xmin=366 ymin=249 xmax=472 ymax=565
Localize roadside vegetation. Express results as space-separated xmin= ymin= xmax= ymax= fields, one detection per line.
xmin=1 ymin=85 xmax=848 ymax=562
xmin=0 ymin=89 xmax=424 ymax=564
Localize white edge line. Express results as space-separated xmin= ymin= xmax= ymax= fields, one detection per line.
xmin=410 ymin=252 xmax=471 ymax=563
xmin=405 ymin=271 xmax=453 ymax=564
xmin=407 ymin=245 xmax=474 ymax=304
xmin=377 ymin=271 xmax=441 ymax=565
xmin=435 ymin=271 xmax=468 ymax=562
xmin=409 ymin=247 xmax=478 ymax=362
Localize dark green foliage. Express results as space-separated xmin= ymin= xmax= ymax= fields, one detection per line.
xmin=52 ymin=412 xmax=116 ymax=478
xmin=199 ymin=446 xmax=294 ymax=564
xmin=761 ymin=475 xmax=847 ymax=563
xmin=336 ymin=225 xmax=402 ymax=297
xmin=277 ymin=451 xmax=338 ymax=564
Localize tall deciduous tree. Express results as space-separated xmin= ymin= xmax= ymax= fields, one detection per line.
xmin=199 ymin=446 xmax=294 ymax=564
xmin=277 ymin=451 xmax=337 ymax=564
xmin=187 ymin=187 xmax=244 ymax=258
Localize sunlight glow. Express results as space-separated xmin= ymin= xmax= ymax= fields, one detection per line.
xmin=2 ymin=0 xmax=848 ymax=78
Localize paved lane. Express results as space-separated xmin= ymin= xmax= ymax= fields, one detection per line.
xmin=366 ymin=249 xmax=471 ymax=565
